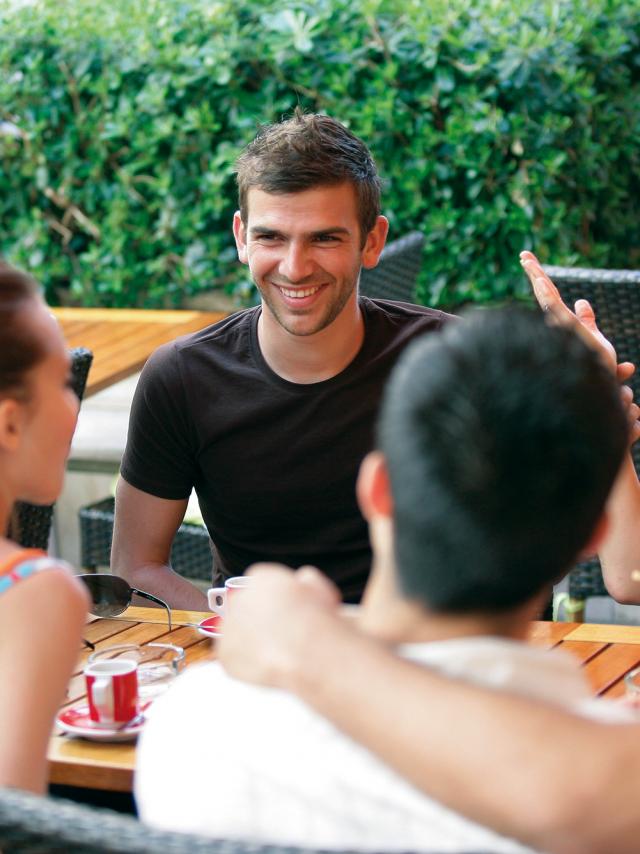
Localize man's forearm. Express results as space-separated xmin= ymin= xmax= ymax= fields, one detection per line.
xmin=123 ymin=561 xmax=208 ymax=610
xmin=111 ymin=480 xmax=206 ymax=610
xmin=599 ymin=454 xmax=640 ymax=603
xmin=283 ymin=611 xmax=640 ymax=854
xmin=218 ymin=567 xmax=640 ymax=852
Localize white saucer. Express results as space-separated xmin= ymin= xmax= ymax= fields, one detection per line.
xmin=197 ymin=615 xmax=224 ymax=638
xmin=56 ymin=704 xmax=148 ymax=742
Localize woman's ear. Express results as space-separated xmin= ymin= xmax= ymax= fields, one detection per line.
xmin=0 ymin=398 xmax=26 ymax=453
xmin=356 ymin=451 xmax=394 ymax=521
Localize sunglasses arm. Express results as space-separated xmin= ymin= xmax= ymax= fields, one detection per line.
xmin=132 ymin=588 xmax=172 ymax=630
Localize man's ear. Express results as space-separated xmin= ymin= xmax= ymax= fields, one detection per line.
xmin=0 ymin=398 xmax=25 ymax=453
xmin=361 ymin=216 xmax=389 ymax=270
xmin=356 ymin=451 xmax=394 ymax=521
xmin=578 ymin=513 xmax=609 ymax=559
xmin=233 ymin=211 xmax=249 ymax=265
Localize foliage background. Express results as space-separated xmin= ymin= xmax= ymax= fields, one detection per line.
xmin=0 ymin=0 xmax=639 ymax=308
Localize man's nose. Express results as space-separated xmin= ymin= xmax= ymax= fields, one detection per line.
xmin=279 ymin=242 xmax=314 ymax=283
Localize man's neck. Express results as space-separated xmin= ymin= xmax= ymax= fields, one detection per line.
xmin=257 ymin=296 xmax=365 ymax=384
xmin=358 ymin=556 xmax=532 ymax=647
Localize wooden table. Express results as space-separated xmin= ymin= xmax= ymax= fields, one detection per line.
xmin=49 ymin=617 xmax=640 ymax=794
xmin=528 ymin=620 xmax=640 ymax=698
xmin=48 ymin=606 xmax=213 ymax=792
xmin=54 ymin=307 xmax=227 ymax=398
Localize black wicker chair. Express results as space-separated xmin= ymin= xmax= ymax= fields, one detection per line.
xmin=7 ymin=347 xmax=93 ymax=550
xmin=80 ymin=496 xmax=214 ymax=582
xmin=359 ymin=231 xmax=425 ymax=303
xmin=0 ymin=787 xmax=320 ymax=853
xmin=0 ymin=787 xmax=467 ymax=854
xmin=542 ymin=265 xmax=640 ymax=621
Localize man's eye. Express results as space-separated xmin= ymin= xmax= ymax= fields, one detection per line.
xmin=315 ymin=235 xmax=339 ymax=243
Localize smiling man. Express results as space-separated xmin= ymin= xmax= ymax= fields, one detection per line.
xmin=113 ymin=112 xmax=452 ymax=608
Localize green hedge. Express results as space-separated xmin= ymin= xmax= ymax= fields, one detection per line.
xmin=1 ymin=0 xmax=639 ymax=308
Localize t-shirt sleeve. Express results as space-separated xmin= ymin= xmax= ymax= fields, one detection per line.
xmin=120 ymin=343 xmax=197 ymax=500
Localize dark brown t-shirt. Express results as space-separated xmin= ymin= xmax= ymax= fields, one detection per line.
xmin=121 ymin=297 xmax=451 ymax=601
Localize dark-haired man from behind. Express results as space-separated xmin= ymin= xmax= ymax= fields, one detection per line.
xmin=113 ymin=111 xmax=451 ymax=608
xmin=137 ymin=309 xmax=632 ymax=851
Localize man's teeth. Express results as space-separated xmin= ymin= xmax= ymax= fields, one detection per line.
xmin=279 ymin=286 xmax=321 ymax=298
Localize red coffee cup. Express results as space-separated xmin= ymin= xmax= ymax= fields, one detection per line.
xmin=85 ymin=659 xmax=139 ymax=727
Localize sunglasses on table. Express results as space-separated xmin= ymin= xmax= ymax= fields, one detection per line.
xmin=77 ymin=574 xmax=172 ymax=631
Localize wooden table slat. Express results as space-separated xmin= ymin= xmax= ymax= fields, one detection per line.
xmin=84 ymin=618 xmax=138 ymax=644
xmin=564 ymin=623 xmax=640 ymax=645
xmin=54 ymin=307 xmax=227 ymax=397
xmin=555 ymin=639 xmax=609 ymax=666
xmin=526 ymin=621 xmax=578 ymax=648
xmin=581 ymin=643 xmax=640 ymax=695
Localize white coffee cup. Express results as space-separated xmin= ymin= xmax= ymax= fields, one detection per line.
xmin=207 ymin=576 xmax=251 ymax=616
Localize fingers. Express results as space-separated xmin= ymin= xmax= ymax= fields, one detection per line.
xmin=296 ymin=565 xmax=341 ymax=607
xmin=519 ymin=251 xmax=621 ymax=375
xmin=568 ymin=298 xmax=611 ymax=351
xmin=629 ymin=403 xmax=640 ymax=445
xmin=219 ymin=562 xmax=345 ymax=690
xmin=620 ymin=385 xmax=640 ymax=446
xmin=520 ymin=252 xmax=571 ymax=315
xmin=244 ymin=563 xmax=341 ymax=608
xmin=541 ymin=299 xmax=579 ymax=328
xmin=621 ymin=385 xmax=634 ymax=406
xmin=617 ymin=362 xmax=635 ymax=382
xmin=574 ymin=299 xmax=600 ymax=333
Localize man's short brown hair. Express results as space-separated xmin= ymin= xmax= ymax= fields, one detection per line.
xmin=235 ymin=111 xmax=381 ymax=243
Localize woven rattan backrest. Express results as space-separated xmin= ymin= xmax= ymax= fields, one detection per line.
xmin=359 ymin=231 xmax=425 ymax=303
xmin=0 ymin=787 xmax=457 ymax=854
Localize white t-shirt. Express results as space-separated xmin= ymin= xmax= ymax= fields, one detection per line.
xmin=135 ymin=635 xmax=633 ymax=852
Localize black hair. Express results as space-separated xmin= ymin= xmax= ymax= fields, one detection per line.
xmin=378 ymin=308 xmax=628 ymax=614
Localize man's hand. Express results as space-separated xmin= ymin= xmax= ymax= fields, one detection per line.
xmin=520 ymin=250 xmax=634 ymax=380
xmin=521 ymin=250 xmax=640 ymax=444
xmin=218 ymin=563 xmax=342 ymax=690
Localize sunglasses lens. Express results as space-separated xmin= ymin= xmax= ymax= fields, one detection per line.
xmin=79 ymin=574 xmax=131 ymax=617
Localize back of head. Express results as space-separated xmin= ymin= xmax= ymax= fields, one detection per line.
xmin=0 ymin=263 xmax=43 ymax=399
xmin=378 ymin=308 xmax=628 ymax=614
xmin=235 ymin=110 xmax=381 ymax=240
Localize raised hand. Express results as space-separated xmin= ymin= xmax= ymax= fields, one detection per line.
xmin=520 ymin=250 xmax=634 ymax=381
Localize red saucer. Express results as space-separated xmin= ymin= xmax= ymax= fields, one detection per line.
xmin=57 ymin=704 xmax=148 ymax=742
xmin=198 ymin=615 xmax=224 ymax=638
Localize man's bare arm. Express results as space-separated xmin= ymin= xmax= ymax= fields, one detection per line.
xmin=597 ymin=455 xmax=640 ymax=602
xmin=112 ymin=478 xmax=207 ymax=609
xmin=521 ymin=250 xmax=640 ymax=601
xmin=219 ymin=565 xmax=640 ymax=854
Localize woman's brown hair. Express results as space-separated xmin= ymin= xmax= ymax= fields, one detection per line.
xmin=0 ymin=263 xmax=45 ymax=397
xmin=0 ymin=263 xmax=47 ymax=541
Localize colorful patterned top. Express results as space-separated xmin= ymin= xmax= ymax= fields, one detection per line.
xmin=0 ymin=549 xmax=65 ymax=596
